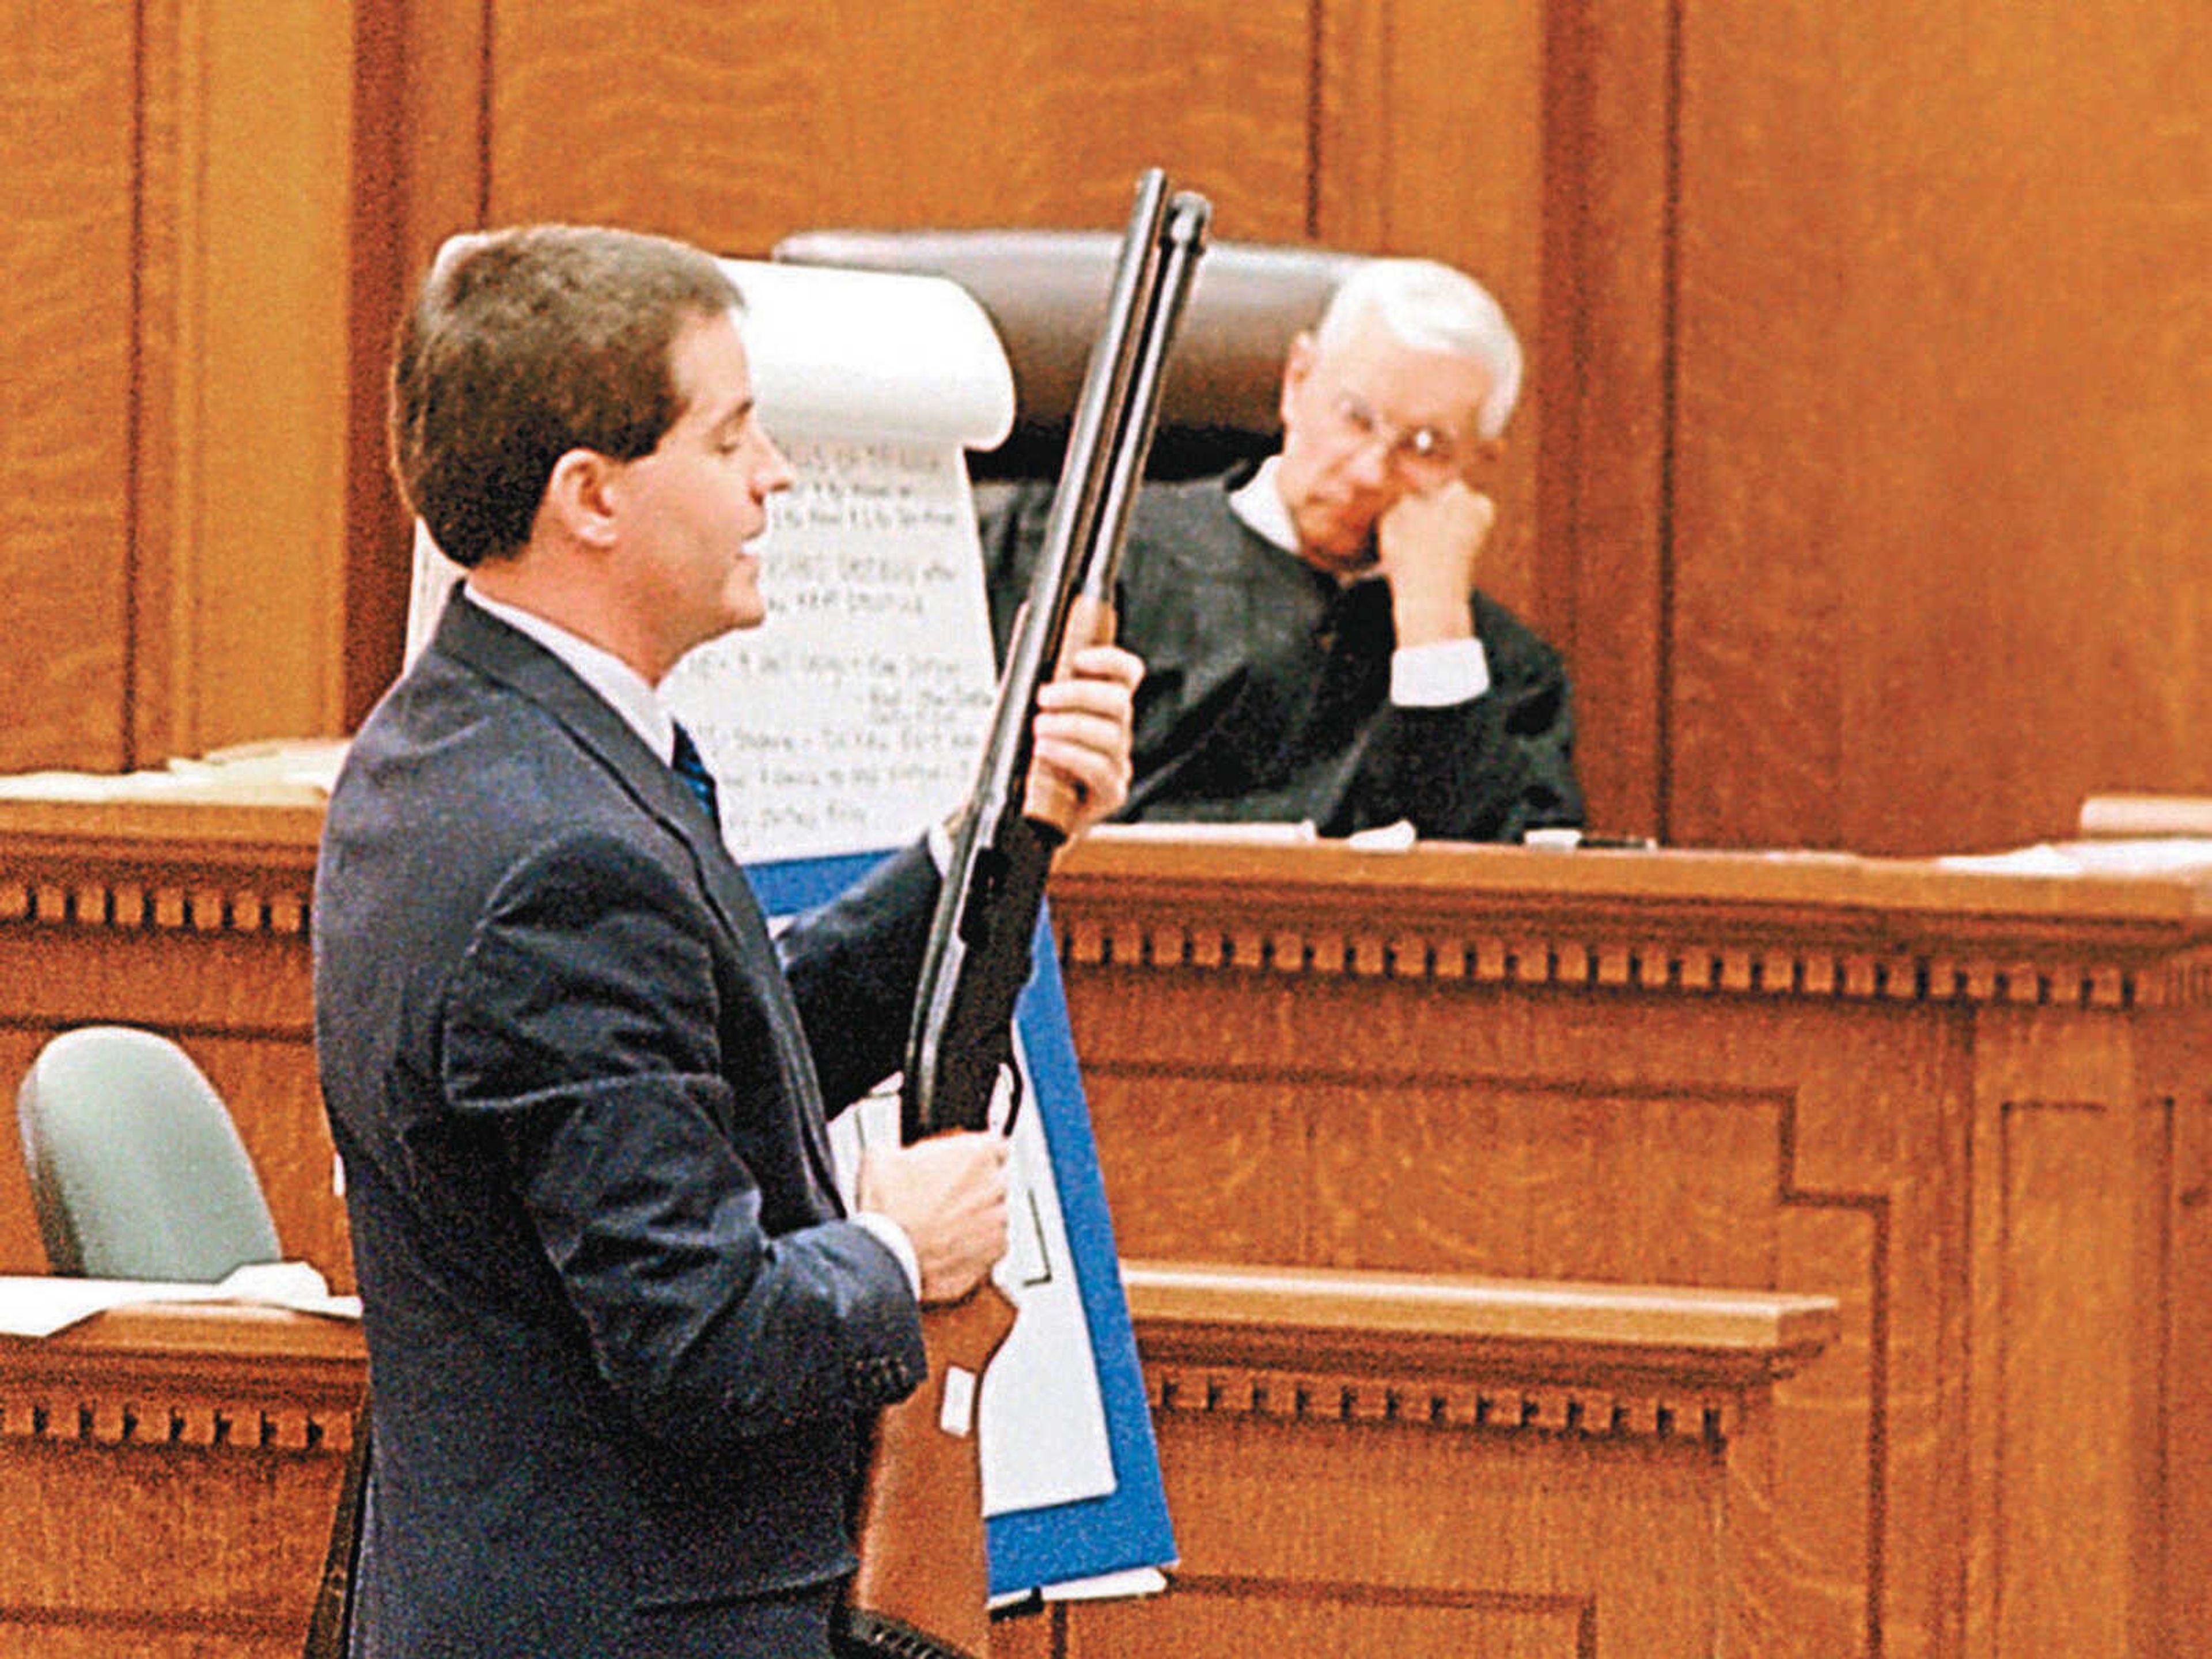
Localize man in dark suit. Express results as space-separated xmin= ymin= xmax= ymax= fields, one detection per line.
xmin=313 ymin=225 xmax=1139 ymax=1657
xmin=982 ymin=257 xmax=1581 ymax=842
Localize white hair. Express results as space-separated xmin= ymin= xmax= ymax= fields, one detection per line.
xmin=1313 ymin=259 xmax=1524 ymax=441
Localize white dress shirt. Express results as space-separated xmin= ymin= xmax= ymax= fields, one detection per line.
xmin=461 ymin=586 xmax=924 ymax=1298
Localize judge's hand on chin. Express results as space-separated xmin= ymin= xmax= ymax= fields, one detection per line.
xmin=1374 ymin=478 xmax=1497 ymax=647
xmin=1022 ymin=641 xmax=1143 ymax=840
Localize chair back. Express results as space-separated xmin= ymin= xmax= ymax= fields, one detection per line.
xmin=771 ymin=228 xmax=1367 ymax=482
xmin=16 ymin=1025 xmax=281 ymax=1281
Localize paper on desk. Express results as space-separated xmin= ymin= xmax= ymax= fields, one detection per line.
xmin=1937 ymin=838 xmax=2212 ymax=877
xmin=0 ymin=739 xmax=345 ymax=804
xmin=992 ymin=1567 xmax=1169 ymax=1610
xmin=0 ymin=1261 xmax=362 ymax=1338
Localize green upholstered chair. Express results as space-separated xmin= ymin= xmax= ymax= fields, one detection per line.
xmin=16 ymin=1024 xmax=281 ymax=1281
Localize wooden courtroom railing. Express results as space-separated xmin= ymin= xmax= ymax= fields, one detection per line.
xmin=0 ymin=1301 xmax=362 ymax=1657
xmin=0 ymin=1267 xmax=1834 ymax=1659
xmin=1048 ymin=829 xmax=2212 ymax=1658
xmin=1084 ymin=1262 xmax=1839 ymax=1657
xmin=3 ymin=792 xmax=2209 ymax=1654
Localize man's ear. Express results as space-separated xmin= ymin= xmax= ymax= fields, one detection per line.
xmin=1279 ymin=331 xmax=1319 ymax=427
xmin=541 ymin=448 xmax=621 ymax=550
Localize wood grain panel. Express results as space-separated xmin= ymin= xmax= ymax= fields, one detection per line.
xmin=0 ymin=1305 xmax=359 ymax=1657
xmin=1069 ymin=965 xmax=1957 ymax=1651
xmin=1967 ymin=1007 xmax=2182 ymax=1651
xmin=1671 ymin=0 xmax=2212 ymax=854
xmin=1827 ymin=0 xmax=2212 ymax=858
xmin=487 ymin=0 xmax=1309 ymax=254
xmin=1537 ymin=0 xmax=1673 ymax=839
xmin=1069 ymin=1575 xmax=1592 ymax=1658
xmin=1315 ymin=0 xmax=1548 ymax=627
xmin=0 ymin=1440 xmax=339 ymax=1650
xmin=341 ymin=0 xmax=415 ymax=729
xmin=0 ymin=0 xmax=135 ymax=774
xmin=1668 ymin=0 xmax=1848 ymax=851
xmin=1094 ymin=1415 xmax=1713 ymax=1657
xmin=0 ymin=1028 xmax=53 ymax=1275
xmin=1083 ymin=1062 xmax=1314 ymax=1264
xmin=2165 ymin=1068 xmax=2212 ymax=1659
xmin=1993 ymin=1089 xmax=2141 ymax=1654
xmin=145 ymin=0 xmax=354 ymax=756
xmin=1304 ymin=1079 xmax=1785 ymax=1286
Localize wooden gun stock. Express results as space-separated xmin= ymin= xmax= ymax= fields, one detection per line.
xmin=836 ymin=171 xmax=1210 ymax=1659
xmin=842 ymin=1283 xmax=1018 ymax=1659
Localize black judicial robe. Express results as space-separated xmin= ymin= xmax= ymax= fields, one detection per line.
xmin=980 ymin=469 xmax=1584 ymax=842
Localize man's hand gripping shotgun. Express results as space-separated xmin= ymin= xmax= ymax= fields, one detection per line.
xmin=835 ymin=171 xmax=1210 ymax=1659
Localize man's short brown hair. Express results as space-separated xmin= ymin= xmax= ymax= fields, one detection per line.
xmin=390 ymin=225 xmax=743 ymax=567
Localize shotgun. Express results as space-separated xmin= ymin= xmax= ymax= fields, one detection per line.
xmin=836 ymin=170 xmax=1210 ymax=1659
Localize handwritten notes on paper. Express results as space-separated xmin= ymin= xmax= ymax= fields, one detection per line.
xmin=663 ymin=258 xmax=1016 ymax=860
xmin=662 ymin=439 xmax=999 ymax=860
xmin=405 ymin=255 xmax=1018 ymax=864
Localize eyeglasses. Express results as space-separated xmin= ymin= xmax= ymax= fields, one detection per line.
xmin=1324 ymin=391 xmax=1463 ymax=480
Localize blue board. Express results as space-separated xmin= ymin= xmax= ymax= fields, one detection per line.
xmin=747 ymin=850 xmax=1176 ymax=1598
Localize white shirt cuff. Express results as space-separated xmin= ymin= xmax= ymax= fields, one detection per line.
xmin=1391 ymin=636 xmax=1491 ymax=707
xmin=853 ymin=1211 xmax=923 ymax=1300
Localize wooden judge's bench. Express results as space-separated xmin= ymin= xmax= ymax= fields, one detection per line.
xmin=1 ymin=789 xmax=2206 ymax=1656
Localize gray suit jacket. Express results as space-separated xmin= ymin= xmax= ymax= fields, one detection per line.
xmin=314 ymin=593 xmax=933 ymax=1656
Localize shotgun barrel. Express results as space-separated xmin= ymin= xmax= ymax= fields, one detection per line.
xmin=902 ymin=173 xmax=1211 ymax=1145
xmin=835 ymin=171 xmax=1210 ymax=1659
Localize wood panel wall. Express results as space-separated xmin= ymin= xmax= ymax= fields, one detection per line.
xmin=1669 ymin=0 xmax=2212 ymax=854
xmin=3 ymin=0 xmax=2205 ymax=855
xmin=3 ymin=0 xmax=137 ymax=775
xmin=2 ymin=0 xmax=377 ymax=772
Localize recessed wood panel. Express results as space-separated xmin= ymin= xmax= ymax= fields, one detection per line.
xmin=1055 ymin=910 xmax=1997 ymax=1656
xmin=1671 ymin=0 xmax=2212 ymax=854
xmin=486 ymin=0 xmax=1311 ymax=253
xmin=1995 ymin=1096 xmax=2139 ymax=1653
xmin=1315 ymin=0 xmax=1550 ymax=627
xmin=1668 ymin=0 xmax=1849 ymax=852
xmin=0 ymin=0 xmax=135 ymax=774
xmin=1075 ymin=1417 xmax=1714 ymax=1657
xmin=1536 ymin=1 xmax=1673 ymax=839
xmin=160 ymin=1 xmax=355 ymax=755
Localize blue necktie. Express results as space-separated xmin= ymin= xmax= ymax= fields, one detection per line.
xmin=669 ymin=721 xmax=721 ymax=830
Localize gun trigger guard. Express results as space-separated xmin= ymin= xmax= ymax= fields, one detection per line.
xmin=990 ymin=1062 xmax=1025 ymax=1139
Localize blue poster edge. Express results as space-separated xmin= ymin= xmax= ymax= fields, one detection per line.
xmin=744 ymin=849 xmax=1177 ymax=1597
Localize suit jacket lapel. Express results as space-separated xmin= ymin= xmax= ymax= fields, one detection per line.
xmin=430 ymin=596 xmax=847 ymax=1207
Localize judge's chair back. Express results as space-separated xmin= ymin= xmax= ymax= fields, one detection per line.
xmin=771 ymin=228 xmax=1368 ymax=484
xmin=16 ymin=1024 xmax=281 ymax=1281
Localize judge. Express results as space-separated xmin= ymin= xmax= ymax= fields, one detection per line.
xmin=981 ymin=256 xmax=1582 ymax=842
